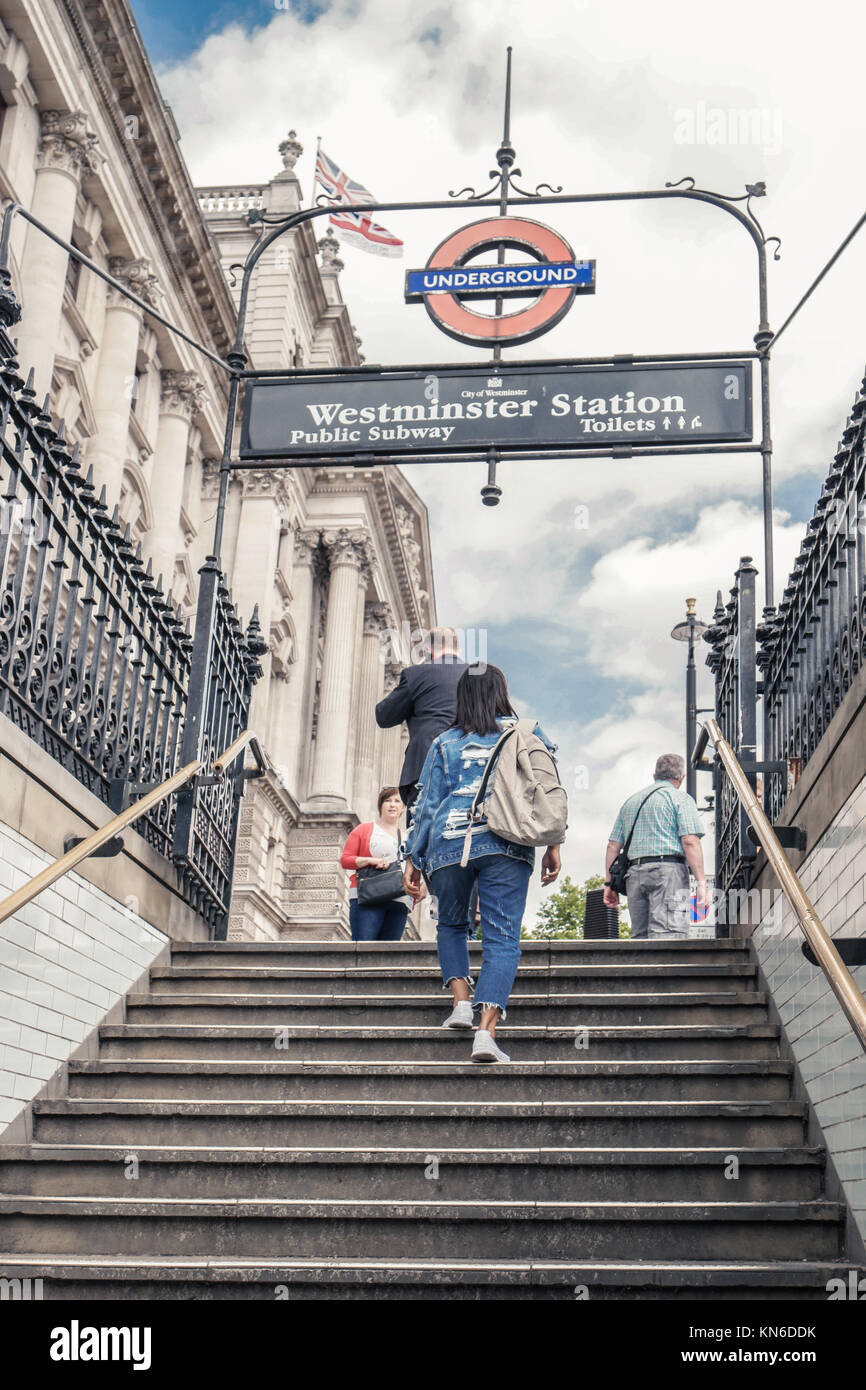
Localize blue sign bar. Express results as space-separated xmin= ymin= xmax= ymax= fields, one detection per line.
xmin=405 ymin=260 xmax=595 ymax=299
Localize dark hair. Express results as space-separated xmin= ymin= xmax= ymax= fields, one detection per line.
xmin=377 ymin=785 xmax=401 ymax=813
xmin=453 ymin=664 xmax=517 ymax=735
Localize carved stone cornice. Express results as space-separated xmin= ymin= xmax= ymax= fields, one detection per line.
xmin=37 ymin=110 xmax=102 ymax=179
xmin=159 ymin=370 xmax=207 ymax=422
xmin=107 ymin=257 xmax=160 ymax=310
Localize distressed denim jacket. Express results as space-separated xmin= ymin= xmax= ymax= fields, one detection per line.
xmin=405 ymin=718 xmax=557 ymax=877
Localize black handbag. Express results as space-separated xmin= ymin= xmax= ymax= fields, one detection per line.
xmin=607 ymin=786 xmax=665 ymax=894
xmin=356 ymin=830 xmax=405 ymax=906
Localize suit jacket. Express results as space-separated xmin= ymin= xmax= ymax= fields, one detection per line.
xmin=375 ymin=658 xmax=469 ymax=790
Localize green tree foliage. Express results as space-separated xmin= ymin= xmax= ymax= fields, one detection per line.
xmin=527 ymin=874 xmax=629 ymax=939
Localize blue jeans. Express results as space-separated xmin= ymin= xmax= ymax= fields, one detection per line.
xmin=349 ymin=898 xmax=409 ymax=941
xmin=430 ymin=854 xmax=532 ymax=1018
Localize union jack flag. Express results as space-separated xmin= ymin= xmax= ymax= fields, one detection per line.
xmin=315 ymin=148 xmax=403 ymax=259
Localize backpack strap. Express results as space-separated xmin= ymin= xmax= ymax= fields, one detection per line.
xmin=459 ymin=726 xmax=517 ymax=867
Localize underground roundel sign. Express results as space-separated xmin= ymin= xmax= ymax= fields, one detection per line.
xmin=405 ymin=216 xmax=595 ymax=348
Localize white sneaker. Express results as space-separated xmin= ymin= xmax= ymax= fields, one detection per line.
xmin=471 ymin=1029 xmax=510 ymax=1064
xmin=442 ymin=1000 xmax=475 ymax=1030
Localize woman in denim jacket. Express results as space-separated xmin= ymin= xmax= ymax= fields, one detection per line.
xmin=403 ymin=664 xmax=562 ymax=1063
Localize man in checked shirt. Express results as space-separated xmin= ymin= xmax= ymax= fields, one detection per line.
xmin=603 ymin=753 xmax=708 ymax=938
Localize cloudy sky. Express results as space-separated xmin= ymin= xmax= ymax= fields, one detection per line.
xmin=133 ymin=0 xmax=866 ymax=917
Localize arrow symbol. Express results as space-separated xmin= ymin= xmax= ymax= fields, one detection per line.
xmin=677 ymin=415 xmax=686 ymax=429
xmin=690 ymin=415 xmax=702 ymax=430
xmin=662 ymin=417 xmax=671 ymax=430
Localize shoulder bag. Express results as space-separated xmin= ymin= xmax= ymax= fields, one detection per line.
xmin=356 ymin=829 xmax=405 ymax=906
xmin=607 ymin=785 xmax=667 ymax=895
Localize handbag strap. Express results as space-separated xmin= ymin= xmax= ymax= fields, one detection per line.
xmin=622 ymin=784 xmax=667 ymax=856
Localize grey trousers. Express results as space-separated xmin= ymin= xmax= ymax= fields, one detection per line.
xmin=626 ymin=861 xmax=690 ymax=938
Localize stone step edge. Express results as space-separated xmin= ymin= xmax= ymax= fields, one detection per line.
xmin=0 ymin=1255 xmax=853 ymax=1287
xmin=126 ymin=992 xmax=767 ymax=1007
xmin=172 ymin=941 xmax=751 ymax=953
xmin=68 ymin=1058 xmax=794 ymax=1075
xmin=0 ymin=1143 xmax=827 ymax=1165
xmin=152 ymin=965 xmax=758 ymax=978
xmin=30 ymin=1099 xmax=807 ymax=1116
xmin=0 ymin=1197 xmax=844 ymax=1221
xmin=98 ymin=1024 xmax=781 ymax=1038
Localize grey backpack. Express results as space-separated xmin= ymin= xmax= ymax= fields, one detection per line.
xmin=460 ymin=719 xmax=568 ymax=867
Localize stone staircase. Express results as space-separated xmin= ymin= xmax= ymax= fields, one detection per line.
xmin=0 ymin=938 xmax=860 ymax=1299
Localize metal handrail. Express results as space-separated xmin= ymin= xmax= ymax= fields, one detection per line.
xmin=693 ymin=716 xmax=866 ymax=1054
xmin=0 ymin=734 xmax=263 ymax=930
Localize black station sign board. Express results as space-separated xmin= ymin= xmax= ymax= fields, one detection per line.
xmin=240 ymin=361 xmax=753 ymax=461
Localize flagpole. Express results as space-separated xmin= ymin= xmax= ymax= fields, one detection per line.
xmin=312 ymin=136 xmax=322 ymax=207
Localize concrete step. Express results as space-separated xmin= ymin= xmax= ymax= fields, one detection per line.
xmin=66 ymin=1058 xmax=794 ymax=1103
xmin=124 ymin=991 xmax=769 ymax=1028
xmin=171 ymin=940 xmax=753 ymax=971
xmin=30 ymin=1098 xmax=807 ymax=1148
xmin=97 ymin=1022 xmax=782 ymax=1062
xmin=0 ymin=1253 xmax=854 ymax=1300
xmin=149 ymin=963 xmax=759 ymax=996
xmin=0 ymin=1196 xmax=842 ymax=1260
xmin=0 ymin=1144 xmax=826 ymax=1202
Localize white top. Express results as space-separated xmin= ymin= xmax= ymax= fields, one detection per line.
xmin=350 ymin=822 xmax=412 ymax=909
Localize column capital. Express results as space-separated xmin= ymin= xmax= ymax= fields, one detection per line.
xmin=37 ymin=110 xmax=102 ymax=178
xmin=107 ymin=256 xmax=160 ymax=310
xmin=364 ymin=600 xmax=393 ymax=638
xmin=383 ymin=661 xmax=403 ymax=695
xmin=160 ymin=370 xmax=207 ymax=422
xmin=322 ymin=527 xmax=369 ymax=570
xmin=293 ymin=527 xmax=321 ymax=566
xmin=239 ymin=468 xmax=291 ymax=511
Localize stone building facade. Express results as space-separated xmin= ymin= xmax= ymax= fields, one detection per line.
xmin=0 ymin=0 xmax=435 ymax=940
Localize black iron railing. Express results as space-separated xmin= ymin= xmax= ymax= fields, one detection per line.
xmin=759 ymin=372 xmax=866 ymax=823
xmin=171 ymin=559 xmax=266 ymax=931
xmin=0 ymin=329 xmax=262 ymax=931
xmin=704 ymin=556 xmax=758 ymax=901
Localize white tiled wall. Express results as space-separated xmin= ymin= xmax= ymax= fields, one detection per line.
xmin=756 ymin=776 xmax=866 ymax=1243
xmin=0 ymin=822 xmax=168 ymax=1131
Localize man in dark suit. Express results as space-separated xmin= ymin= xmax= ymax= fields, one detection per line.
xmin=375 ymin=627 xmax=468 ymax=812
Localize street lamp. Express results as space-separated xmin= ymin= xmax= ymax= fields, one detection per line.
xmin=671 ymin=598 xmax=709 ymax=800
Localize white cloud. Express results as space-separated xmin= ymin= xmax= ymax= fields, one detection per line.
xmin=155 ymin=0 xmax=866 ymax=921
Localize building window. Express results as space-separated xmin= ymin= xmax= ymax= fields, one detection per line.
xmin=65 ymin=251 xmax=82 ymax=302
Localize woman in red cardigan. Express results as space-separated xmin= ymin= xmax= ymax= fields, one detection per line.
xmin=340 ymin=787 xmax=412 ymax=941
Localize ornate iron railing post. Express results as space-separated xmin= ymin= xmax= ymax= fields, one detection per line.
xmin=171 ymin=556 xmax=266 ymax=936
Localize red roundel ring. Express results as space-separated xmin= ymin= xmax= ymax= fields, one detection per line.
xmin=423 ymin=217 xmax=577 ymax=347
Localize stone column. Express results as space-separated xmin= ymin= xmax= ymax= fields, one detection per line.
xmin=228 ymin=470 xmax=290 ymax=737
xmin=15 ymin=111 xmax=101 ymax=396
xmin=353 ymin=602 xmax=390 ymax=816
xmin=146 ymin=371 xmax=205 ymax=592
xmin=273 ymin=528 xmax=319 ymax=799
xmin=378 ymin=660 xmax=406 ymax=790
xmin=87 ymin=258 xmax=159 ymax=502
xmin=307 ymin=528 xmax=368 ymax=808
